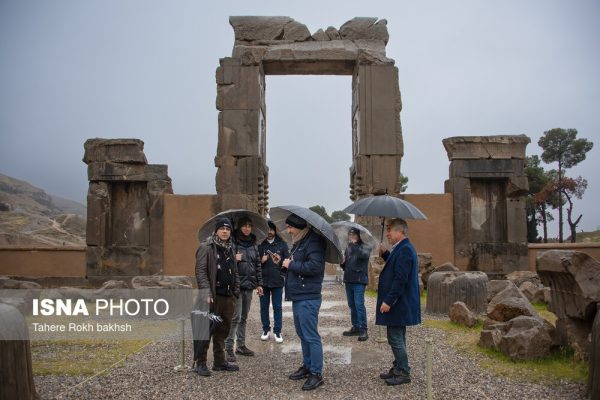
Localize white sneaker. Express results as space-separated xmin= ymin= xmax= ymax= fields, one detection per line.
xmin=261 ymin=331 xmax=270 ymax=341
xmin=274 ymin=333 xmax=283 ymax=343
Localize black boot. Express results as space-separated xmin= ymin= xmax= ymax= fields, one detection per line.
xmin=213 ymin=362 xmax=240 ymax=372
xmin=385 ymin=369 xmax=411 ymax=386
xmin=302 ymin=373 xmax=324 ymax=390
xmin=195 ymin=364 xmax=211 ymax=376
xmin=379 ymin=367 xmax=395 ymax=379
xmin=358 ymin=328 xmax=368 ymax=341
xmin=289 ymin=365 xmax=310 ymax=380
xmin=342 ymin=326 xmax=359 ymax=336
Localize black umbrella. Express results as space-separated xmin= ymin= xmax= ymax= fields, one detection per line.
xmin=191 ymin=310 xmax=223 ymax=364
xmin=331 ymin=221 xmax=377 ymax=253
xmin=342 ymin=194 xmax=427 ymax=239
xmin=197 ymin=209 xmax=269 ymax=243
xmin=269 ymin=205 xmax=343 ymax=264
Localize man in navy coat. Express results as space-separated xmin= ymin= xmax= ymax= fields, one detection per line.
xmin=376 ymin=218 xmax=421 ymax=386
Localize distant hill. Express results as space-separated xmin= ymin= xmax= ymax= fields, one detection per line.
xmin=576 ymin=230 xmax=600 ymax=243
xmin=0 ymin=173 xmax=86 ymax=247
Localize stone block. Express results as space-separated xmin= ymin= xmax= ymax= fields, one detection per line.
xmin=478 ymin=328 xmax=503 ymax=349
xmin=86 ymin=182 xmax=109 ymax=246
xmin=537 ymin=250 xmax=600 ymax=321
xmin=352 ymin=155 xmax=402 ymax=196
xmin=339 ymin=17 xmax=389 ymax=44
xmin=282 ymin=20 xmax=311 ymax=41
xmin=443 ymin=135 xmax=530 ymax=161
xmin=590 ymin=304 xmax=600 ymax=399
xmin=497 ymin=316 xmax=555 ymax=360
xmin=487 ymin=297 xmax=538 ymax=322
xmin=425 ymin=271 xmax=489 ymax=315
xmin=229 ymin=16 xmax=293 ymax=41
xmin=486 ymin=280 xmax=513 ymax=303
xmin=506 ymin=270 xmax=541 ymax=288
xmin=555 ymin=317 xmax=593 ymax=361
xmin=519 ymin=281 xmax=544 ymax=303
xmin=232 ymin=45 xmax=269 ymax=65
xmin=326 ymin=26 xmax=341 ymax=40
xmin=131 ymin=275 xmax=194 ymax=289
xmin=215 ymin=156 xmax=261 ymax=195
xmin=88 ymin=162 xmax=169 ymax=182
xmin=217 ymin=110 xmax=261 ymax=157
xmin=216 ymin=65 xmax=262 ymax=111
xmin=449 ymin=301 xmax=479 ymax=328
xmin=423 ymin=262 xmax=458 ymax=290
xmin=312 ymin=29 xmax=329 ymax=41
xmin=83 ymin=138 xmax=147 ymax=164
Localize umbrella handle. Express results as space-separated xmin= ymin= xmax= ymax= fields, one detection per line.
xmin=380 ymin=217 xmax=386 ymax=243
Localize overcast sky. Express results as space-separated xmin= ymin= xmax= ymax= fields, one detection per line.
xmin=1 ymin=0 xmax=599 ymax=236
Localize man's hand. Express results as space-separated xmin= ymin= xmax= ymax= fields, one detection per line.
xmin=206 ymin=296 xmax=213 ymax=304
xmin=257 ymin=286 xmax=264 ymax=296
xmin=380 ymin=302 xmax=391 ymax=313
xmin=377 ymin=244 xmax=387 ymax=257
xmin=235 ymin=252 xmax=242 ymax=262
xmin=271 ymin=253 xmax=281 ymax=264
xmin=261 ymin=254 xmax=268 ymax=263
xmin=282 ymin=258 xmax=291 ymax=269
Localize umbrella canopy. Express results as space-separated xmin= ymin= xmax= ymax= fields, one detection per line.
xmin=197 ymin=209 xmax=269 ymax=243
xmin=269 ymin=205 xmax=343 ymax=264
xmin=331 ymin=221 xmax=377 ymax=253
xmin=342 ymin=194 xmax=428 ymax=220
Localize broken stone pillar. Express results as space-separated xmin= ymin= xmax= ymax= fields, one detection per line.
xmin=443 ymin=135 xmax=530 ymax=277
xmin=425 ymin=271 xmax=489 ymax=315
xmin=537 ymin=250 xmax=600 ymax=360
xmin=215 ymin=17 xmax=401 ymax=218
xmin=83 ymin=139 xmax=172 ymax=283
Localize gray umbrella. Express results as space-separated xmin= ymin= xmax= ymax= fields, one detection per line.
xmin=342 ymin=194 xmax=427 ymax=239
xmin=197 ymin=209 xmax=269 ymax=243
xmin=331 ymin=221 xmax=377 ymax=253
xmin=269 ymin=205 xmax=343 ymax=264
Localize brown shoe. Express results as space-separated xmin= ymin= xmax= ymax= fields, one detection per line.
xmin=235 ymin=345 xmax=255 ymax=356
xmin=226 ymin=349 xmax=236 ymax=362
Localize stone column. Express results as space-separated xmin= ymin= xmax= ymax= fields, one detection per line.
xmin=83 ymin=139 xmax=172 ymax=284
xmin=215 ymin=57 xmax=268 ymax=215
xmin=443 ymin=136 xmax=530 ymax=276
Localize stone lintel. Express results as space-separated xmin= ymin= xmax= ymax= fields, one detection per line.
xmin=88 ymin=162 xmax=170 ymax=182
xmin=443 ymin=135 xmax=531 ymax=161
xmin=83 ymin=138 xmax=147 ymax=165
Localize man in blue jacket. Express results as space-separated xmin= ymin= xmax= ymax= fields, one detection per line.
xmin=376 ymin=218 xmax=421 ymax=386
xmin=282 ymin=213 xmax=326 ymax=391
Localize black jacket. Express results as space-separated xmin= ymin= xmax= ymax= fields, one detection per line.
xmin=195 ymin=236 xmax=240 ymax=299
xmin=258 ymin=235 xmax=290 ymax=288
xmin=285 ymin=230 xmax=326 ymax=301
xmin=233 ymin=232 xmax=263 ymax=290
xmin=340 ymin=242 xmax=371 ymax=284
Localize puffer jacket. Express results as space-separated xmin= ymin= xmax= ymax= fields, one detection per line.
xmin=340 ymin=242 xmax=371 ymax=284
xmin=258 ymin=235 xmax=290 ymax=288
xmin=234 ymin=232 xmax=263 ymax=290
xmin=195 ymin=236 xmax=240 ymax=299
xmin=285 ymin=229 xmax=326 ymax=301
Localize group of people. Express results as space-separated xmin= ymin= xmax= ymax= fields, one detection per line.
xmin=194 ymin=212 xmax=421 ymax=391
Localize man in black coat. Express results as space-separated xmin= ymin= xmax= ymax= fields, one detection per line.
xmin=194 ymin=217 xmax=240 ymax=376
xmin=258 ymin=220 xmax=289 ymax=343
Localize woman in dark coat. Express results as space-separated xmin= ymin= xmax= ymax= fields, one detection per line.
xmin=341 ymin=227 xmax=372 ymax=341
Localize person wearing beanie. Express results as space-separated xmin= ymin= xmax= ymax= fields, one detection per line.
xmin=258 ymin=220 xmax=290 ymax=343
xmin=194 ymin=216 xmax=240 ymax=376
xmin=225 ymin=215 xmax=263 ymax=361
xmin=340 ymin=228 xmax=372 ymax=341
xmin=282 ymin=213 xmax=327 ymax=391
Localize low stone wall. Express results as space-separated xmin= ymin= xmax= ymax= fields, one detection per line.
xmin=0 ymin=247 xmax=86 ymax=277
xmin=528 ymin=243 xmax=600 ymax=271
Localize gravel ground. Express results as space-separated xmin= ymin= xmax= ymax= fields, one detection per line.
xmin=35 ymin=279 xmax=587 ymax=399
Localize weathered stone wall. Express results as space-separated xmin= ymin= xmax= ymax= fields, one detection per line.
xmin=0 ymin=247 xmax=85 ymax=277
xmin=83 ymin=139 xmax=172 ymax=283
xmin=215 ymin=16 xmax=402 ymax=215
xmin=444 ymin=135 xmax=530 ymax=277
xmin=528 ymin=243 xmax=600 ymax=272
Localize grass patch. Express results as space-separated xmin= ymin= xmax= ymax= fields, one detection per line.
xmin=423 ymin=319 xmax=588 ymax=383
xmin=532 ymin=301 xmax=557 ymax=326
xmin=366 ymin=289 xmax=377 ymax=298
xmin=32 ymin=339 xmax=150 ymax=376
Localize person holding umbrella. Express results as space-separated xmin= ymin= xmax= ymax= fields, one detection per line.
xmin=258 ymin=220 xmax=289 ymax=343
xmin=225 ymin=215 xmax=263 ymax=361
xmin=376 ymin=218 xmax=421 ymax=386
xmin=281 ymin=213 xmax=327 ymax=391
xmin=340 ymin=227 xmax=372 ymax=341
xmin=194 ymin=217 xmax=240 ymax=376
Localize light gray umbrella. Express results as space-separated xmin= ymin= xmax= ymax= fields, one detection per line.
xmin=342 ymin=194 xmax=427 ymax=239
xmin=197 ymin=209 xmax=269 ymax=243
xmin=331 ymin=221 xmax=377 ymax=253
xmin=269 ymin=205 xmax=343 ymax=264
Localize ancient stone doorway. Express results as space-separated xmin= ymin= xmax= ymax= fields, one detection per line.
xmin=214 ymin=17 xmax=404 ymax=221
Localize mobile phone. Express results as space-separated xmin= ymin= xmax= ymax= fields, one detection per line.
xmin=267 ymin=250 xmax=275 ymax=256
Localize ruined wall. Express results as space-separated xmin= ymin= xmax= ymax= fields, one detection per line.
xmin=444 ymin=135 xmax=530 ymax=277
xmin=162 ymin=194 xmax=218 ymax=276
xmin=83 ymin=139 xmax=172 ymax=283
xmin=0 ymin=247 xmax=85 ymax=277
xmin=215 ymin=16 xmax=402 ymax=215
xmin=528 ymin=243 xmax=600 ymax=272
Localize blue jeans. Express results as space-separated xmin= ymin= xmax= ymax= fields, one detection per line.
xmin=292 ymin=298 xmax=323 ymax=375
xmin=259 ymin=286 xmax=283 ymax=334
xmin=344 ymin=283 xmax=367 ymax=329
xmin=387 ymin=326 xmax=410 ymax=375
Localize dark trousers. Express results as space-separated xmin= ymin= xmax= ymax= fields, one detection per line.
xmin=344 ymin=283 xmax=367 ymax=329
xmin=259 ymin=286 xmax=283 ymax=334
xmin=293 ymin=298 xmax=323 ymax=375
xmin=198 ymin=294 xmax=235 ymax=365
xmin=387 ymin=326 xmax=410 ymax=374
